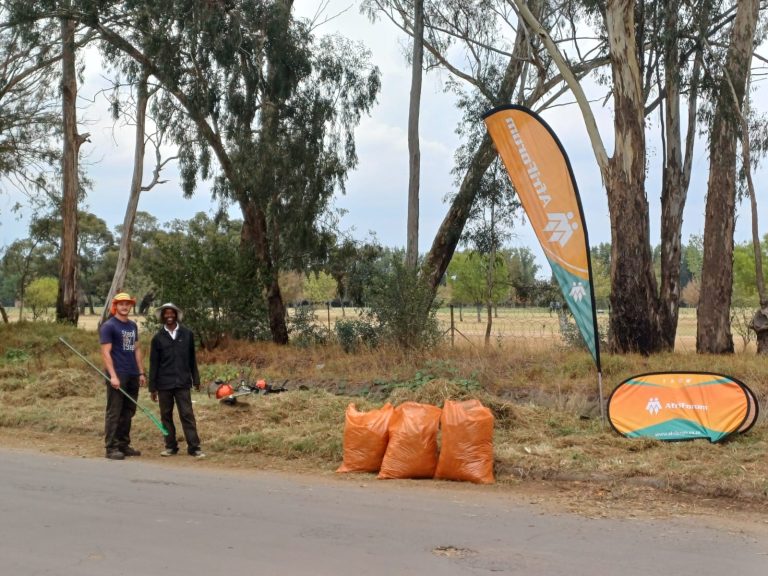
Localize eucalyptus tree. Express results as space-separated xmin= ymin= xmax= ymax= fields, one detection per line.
xmin=4 ymin=2 xmax=104 ymax=325
xmin=1 ymin=230 xmax=56 ymax=318
xmin=0 ymin=4 xmax=60 ymax=193
xmin=363 ymin=0 xmax=607 ymax=309
xmin=85 ymin=0 xmax=380 ymax=344
xmin=0 ymin=1 xmax=64 ymax=325
xmin=56 ymin=5 xmax=75 ymax=323
xmin=696 ymin=0 xmax=761 ymax=353
xmin=512 ymin=0 xmax=745 ymax=353
xmin=456 ymin=157 xmax=519 ymax=343
xmin=407 ymin=0 xmax=424 ymax=269
xmin=97 ymin=68 xmax=178 ymax=325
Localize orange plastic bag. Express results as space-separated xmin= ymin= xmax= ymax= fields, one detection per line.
xmin=378 ymin=402 xmax=442 ymax=479
xmin=434 ymin=399 xmax=495 ymax=484
xmin=336 ymin=403 xmax=393 ymax=473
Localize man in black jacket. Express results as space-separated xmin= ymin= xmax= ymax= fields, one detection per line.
xmin=149 ymin=303 xmax=205 ymax=458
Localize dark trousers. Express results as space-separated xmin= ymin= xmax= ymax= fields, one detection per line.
xmin=158 ymin=388 xmax=201 ymax=454
xmin=105 ymin=375 xmax=139 ymax=453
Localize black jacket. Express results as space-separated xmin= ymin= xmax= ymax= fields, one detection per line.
xmin=148 ymin=324 xmax=200 ymax=392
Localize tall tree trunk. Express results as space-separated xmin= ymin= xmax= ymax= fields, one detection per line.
xmin=657 ymin=0 xmax=700 ymax=350
xmin=604 ymin=0 xmax=661 ymax=354
xmin=93 ymin=13 xmax=290 ymax=344
xmin=241 ymin=201 xmax=288 ymax=344
xmin=405 ymin=0 xmax=423 ymax=269
xmin=102 ymin=69 xmax=149 ymax=325
xmin=56 ymin=17 xmax=81 ymax=325
xmin=421 ymin=0 xmax=539 ymax=294
xmin=697 ymin=0 xmax=759 ymax=354
xmin=514 ymin=0 xmax=661 ymax=353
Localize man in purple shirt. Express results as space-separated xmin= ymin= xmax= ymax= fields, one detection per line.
xmin=99 ymin=292 xmax=146 ymax=460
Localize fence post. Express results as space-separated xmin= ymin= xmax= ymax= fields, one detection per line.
xmin=450 ymin=304 xmax=455 ymax=347
xmin=327 ymin=301 xmax=331 ymax=331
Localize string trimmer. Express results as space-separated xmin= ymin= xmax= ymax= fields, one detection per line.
xmin=58 ymin=337 xmax=169 ymax=436
xmin=208 ymin=378 xmax=288 ymax=405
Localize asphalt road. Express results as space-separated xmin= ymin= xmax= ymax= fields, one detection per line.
xmin=1 ymin=448 xmax=766 ymax=575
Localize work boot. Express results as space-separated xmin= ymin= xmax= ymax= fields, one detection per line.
xmin=106 ymin=450 xmax=125 ymax=460
xmin=121 ymin=447 xmax=141 ymax=457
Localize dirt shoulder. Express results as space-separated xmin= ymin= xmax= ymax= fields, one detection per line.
xmin=4 ymin=427 xmax=767 ymax=537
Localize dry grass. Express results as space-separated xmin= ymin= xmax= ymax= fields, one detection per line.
xmin=1 ymin=320 xmax=767 ymax=517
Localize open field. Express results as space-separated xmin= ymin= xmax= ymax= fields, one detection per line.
xmin=6 ymin=304 xmax=756 ymax=353
xmin=1 ymin=320 xmax=767 ymax=518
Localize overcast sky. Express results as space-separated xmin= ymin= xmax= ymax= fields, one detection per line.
xmin=0 ymin=1 xmax=763 ymax=277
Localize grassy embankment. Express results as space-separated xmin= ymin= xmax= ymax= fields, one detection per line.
xmin=0 ymin=318 xmax=766 ymax=513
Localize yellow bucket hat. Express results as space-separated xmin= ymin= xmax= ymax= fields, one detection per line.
xmin=110 ymin=292 xmax=136 ymax=315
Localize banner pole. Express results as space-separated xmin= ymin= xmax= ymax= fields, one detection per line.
xmin=598 ymin=371 xmax=606 ymax=427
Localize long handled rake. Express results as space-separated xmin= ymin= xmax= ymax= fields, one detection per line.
xmin=58 ymin=337 xmax=169 ymax=436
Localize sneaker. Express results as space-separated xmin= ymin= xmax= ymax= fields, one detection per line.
xmin=121 ymin=447 xmax=142 ymax=457
xmin=106 ymin=451 xmax=125 ymax=460
xmin=190 ymin=450 xmax=206 ymax=459
xmin=160 ymin=449 xmax=178 ymax=457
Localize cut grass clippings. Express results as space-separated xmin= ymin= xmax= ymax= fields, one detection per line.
xmin=1 ymin=320 xmax=767 ymax=516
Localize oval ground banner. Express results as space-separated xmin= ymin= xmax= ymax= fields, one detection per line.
xmin=608 ymin=372 xmax=757 ymax=443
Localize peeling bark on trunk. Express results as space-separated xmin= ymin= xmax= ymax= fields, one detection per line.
xmin=241 ymin=201 xmax=288 ymax=345
xmin=102 ymin=70 xmax=149 ymax=325
xmin=406 ymin=0 xmax=423 ymax=270
xmin=421 ymin=1 xmax=537 ymax=294
xmin=605 ymin=1 xmax=661 ymax=354
xmin=56 ymin=17 xmax=80 ymax=326
xmin=657 ymin=1 xmax=684 ymax=350
xmin=422 ymin=136 xmax=496 ymax=292
xmin=697 ymin=0 xmax=758 ymax=354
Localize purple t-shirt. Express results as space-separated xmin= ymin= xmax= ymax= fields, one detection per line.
xmin=99 ymin=316 xmax=140 ymax=376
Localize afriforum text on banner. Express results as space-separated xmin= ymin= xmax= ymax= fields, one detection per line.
xmin=608 ymin=372 xmax=758 ymax=442
xmin=483 ymin=105 xmax=600 ymax=369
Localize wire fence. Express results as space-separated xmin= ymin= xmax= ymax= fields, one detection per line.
xmin=313 ymin=304 xmax=758 ymax=353
xmin=10 ymin=303 xmax=759 ymax=353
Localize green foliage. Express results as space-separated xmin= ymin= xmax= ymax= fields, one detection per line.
xmin=303 ymin=272 xmax=337 ymax=304
xmin=2 ymin=348 xmax=30 ymax=363
xmin=504 ymin=247 xmax=540 ymax=302
xmin=447 ymin=251 xmax=508 ymax=305
xmin=25 ymin=276 xmax=57 ymax=319
xmin=590 ymin=256 xmax=611 ymax=310
xmin=0 ymin=6 xmax=60 ymax=188
xmin=557 ymin=309 xmax=609 ymax=353
xmin=288 ymin=305 xmax=330 ymax=348
xmin=143 ymin=213 xmax=270 ymax=348
xmin=732 ymin=239 xmax=768 ymax=307
xmin=364 ymin=253 xmax=441 ymax=349
xmin=730 ymin=308 xmax=755 ymax=350
xmin=334 ymin=318 xmax=379 ymax=353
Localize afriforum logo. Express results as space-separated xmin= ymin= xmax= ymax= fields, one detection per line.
xmin=569 ymin=281 xmax=587 ymax=302
xmin=544 ymin=212 xmax=579 ymax=247
xmin=646 ymin=396 xmax=709 ymax=416
xmin=646 ymin=397 xmax=662 ymax=415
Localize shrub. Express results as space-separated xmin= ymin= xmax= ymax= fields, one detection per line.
xmin=25 ymin=277 xmax=58 ymax=320
xmin=288 ymin=304 xmax=330 ymax=347
xmin=363 ymin=254 xmax=441 ymax=349
xmin=334 ymin=318 xmax=379 ymax=353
